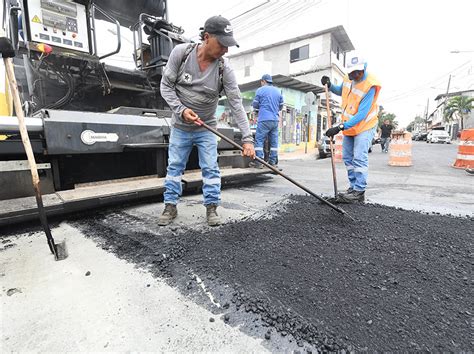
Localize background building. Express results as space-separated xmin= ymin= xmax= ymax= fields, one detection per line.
xmin=429 ymin=89 xmax=474 ymax=138
xmin=219 ymin=25 xmax=355 ymax=152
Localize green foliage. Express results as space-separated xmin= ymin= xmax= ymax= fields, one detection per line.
xmin=406 ymin=115 xmax=425 ymax=132
xmin=378 ymin=110 xmax=398 ymax=128
xmin=443 ymin=96 xmax=474 ymax=130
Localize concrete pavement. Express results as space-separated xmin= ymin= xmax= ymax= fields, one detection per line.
xmin=1 ymin=223 xmax=268 ymax=352
xmin=1 ymin=140 xmax=472 ymax=352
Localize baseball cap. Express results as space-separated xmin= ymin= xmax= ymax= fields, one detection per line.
xmin=261 ymin=74 xmax=272 ymax=83
xmin=346 ymin=55 xmax=367 ymax=73
xmin=203 ymin=16 xmax=239 ymax=48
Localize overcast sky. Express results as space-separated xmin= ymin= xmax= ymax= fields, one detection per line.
xmin=2 ymin=1 xmax=473 ymax=127
xmin=166 ymin=0 xmax=474 ymax=127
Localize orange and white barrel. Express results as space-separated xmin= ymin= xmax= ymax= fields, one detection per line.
xmin=453 ymin=129 xmax=474 ymax=169
xmin=333 ymin=134 xmax=343 ymax=163
xmin=389 ymin=132 xmax=412 ymax=167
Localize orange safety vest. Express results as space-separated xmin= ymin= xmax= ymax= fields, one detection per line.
xmin=341 ymin=73 xmax=381 ymax=136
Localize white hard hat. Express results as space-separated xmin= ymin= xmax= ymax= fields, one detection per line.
xmin=346 ymin=54 xmax=367 ymax=73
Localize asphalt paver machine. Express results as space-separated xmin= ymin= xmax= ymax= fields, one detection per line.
xmin=0 ymin=0 xmax=266 ymax=225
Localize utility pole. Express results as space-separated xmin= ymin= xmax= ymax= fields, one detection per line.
xmin=442 ymin=75 xmax=451 ymax=129
xmin=445 ymin=74 xmax=451 ymax=98
xmin=425 ymin=98 xmax=429 ymax=131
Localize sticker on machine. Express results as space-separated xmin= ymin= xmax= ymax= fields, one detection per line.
xmin=32 ymin=15 xmax=42 ymax=24
xmin=81 ymin=130 xmax=119 ymax=145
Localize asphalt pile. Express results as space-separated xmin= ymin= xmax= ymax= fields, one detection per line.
xmin=73 ymin=196 xmax=473 ymax=352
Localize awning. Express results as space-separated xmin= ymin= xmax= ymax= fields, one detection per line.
xmin=238 ymin=74 xmax=324 ymax=95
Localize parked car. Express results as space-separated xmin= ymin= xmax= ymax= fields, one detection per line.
xmin=415 ymin=132 xmax=428 ymax=141
xmin=427 ymin=130 xmax=451 ymax=144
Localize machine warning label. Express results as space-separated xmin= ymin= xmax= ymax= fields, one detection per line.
xmin=32 ymin=15 xmax=42 ymax=24
xmin=81 ymin=130 xmax=119 ymax=145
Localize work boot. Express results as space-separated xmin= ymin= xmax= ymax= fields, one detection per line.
xmin=157 ymin=204 xmax=177 ymax=226
xmin=269 ymin=162 xmax=282 ymax=172
xmin=337 ymin=187 xmax=353 ymax=198
xmin=338 ymin=190 xmax=365 ymax=203
xmin=249 ymin=161 xmax=263 ymax=169
xmin=206 ymin=204 xmax=221 ymax=226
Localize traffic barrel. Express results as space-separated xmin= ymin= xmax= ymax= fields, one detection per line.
xmin=333 ymin=134 xmax=343 ymax=163
xmin=453 ymin=129 xmax=474 ymax=169
xmin=389 ymin=132 xmax=412 ymax=167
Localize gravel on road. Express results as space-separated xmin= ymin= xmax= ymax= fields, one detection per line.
xmin=72 ymin=196 xmax=473 ymax=352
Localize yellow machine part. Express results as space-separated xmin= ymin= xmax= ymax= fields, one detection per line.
xmin=1 ymin=61 xmax=13 ymax=140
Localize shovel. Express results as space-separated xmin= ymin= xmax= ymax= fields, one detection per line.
xmin=194 ymin=119 xmax=354 ymax=220
xmin=324 ymin=83 xmax=339 ymax=198
xmin=3 ymin=56 xmax=68 ymax=260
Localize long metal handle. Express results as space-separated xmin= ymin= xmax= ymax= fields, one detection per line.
xmin=194 ymin=119 xmax=352 ymax=218
xmin=4 ymin=57 xmax=59 ymax=258
xmin=324 ymin=84 xmax=339 ymax=198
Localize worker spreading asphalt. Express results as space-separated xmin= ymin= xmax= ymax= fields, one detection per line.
xmin=72 ymin=195 xmax=472 ymax=352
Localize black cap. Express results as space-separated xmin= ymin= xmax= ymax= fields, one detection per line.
xmin=203 ymin=16 xmax=239 ymax=48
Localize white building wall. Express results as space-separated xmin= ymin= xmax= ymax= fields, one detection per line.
xmin=230 ymin=33 xmax=334 ymax=85
xmin=288 ymin=35 xmax=328 ymax=76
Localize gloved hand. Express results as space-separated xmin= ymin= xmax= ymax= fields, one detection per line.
xmin=321 ymin=75 xmax=331 ymax=88
xmin=325 ymin=125 xmax=343 ymax=137
xmin=0 ymin=37 xmax=15 ymax=58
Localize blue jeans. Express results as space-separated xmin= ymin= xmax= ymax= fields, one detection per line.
xmin=255 ymin=120 xmax=279 ymax=164
xmin=342 ymin=127 xmax=376 ymax=192
xmin=164 ymin=127 xmax=220 ymax=205
xmin=380 ymin=137 xmax=391 ymax=152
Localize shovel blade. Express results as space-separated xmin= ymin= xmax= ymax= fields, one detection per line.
xmin=54 ymin=240 xmax=68 ymax=261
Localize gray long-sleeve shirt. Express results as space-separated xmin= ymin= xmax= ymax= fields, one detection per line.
xmin=160 ymin=43 xmax=253 ymax=143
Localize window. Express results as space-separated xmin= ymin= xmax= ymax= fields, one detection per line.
xmin=244 ymin=65 xmax=250 ymax=77
xmin=290 ymin=44 xmax=309 ymax=63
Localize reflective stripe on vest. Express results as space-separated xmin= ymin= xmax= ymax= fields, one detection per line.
xmin=364 ymin=109 xmax=378 ymax=122
xmin=351 ymin=87 xmax=366 ymax=98
xmin=340 ymin=72 xmax=381 ymax=136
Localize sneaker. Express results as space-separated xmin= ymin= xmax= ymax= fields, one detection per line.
xmin=338 ymin=190 xmax=365 ymax=203
xmin=206 ymin=204 xmax=221 ymax=226
xmin=248 ymin=161 xmax=263 ymax=169
xmin=158 ymin=204 xmax=177 ymax=226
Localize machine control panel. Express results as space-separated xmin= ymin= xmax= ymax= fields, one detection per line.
xmin=27 ymin=0 xmax=90 ymax=53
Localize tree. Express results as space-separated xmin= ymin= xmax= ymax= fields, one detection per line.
xmin=378 ymin=109 xmax=398 ymax=128
xmin=406 ymin=115 xmax=424 ymax=132
xmin=443 ymin=96 xmax=474 ymax=130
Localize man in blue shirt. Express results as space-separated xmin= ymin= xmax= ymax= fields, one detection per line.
xmin=250 ymin=74 xmax=284 ymax=169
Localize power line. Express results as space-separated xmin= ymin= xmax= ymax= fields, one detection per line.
xmin=233 ymin=3 xmax=294 ymax=37
xmin=383 ymin=61 xmax=472 ymax=103
xmin=232 ymin=1 xmax=279 ymax=28
xmin=236 ymin=1 xmax=321 ymax=42
xmin=220 ymin=0 xmax=254 ymax=17
xmin=229 ymin=0 xmax=270 ymax=21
